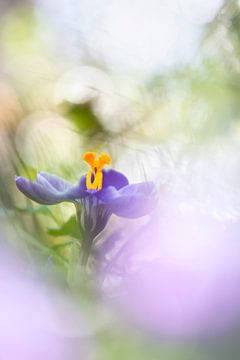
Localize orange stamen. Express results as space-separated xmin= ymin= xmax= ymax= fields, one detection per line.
xmin=83 ymin=152 xmax=111 ymax=190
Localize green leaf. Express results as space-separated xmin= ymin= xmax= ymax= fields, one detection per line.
xmin=48 ymin=215 xmax=80 ymax=239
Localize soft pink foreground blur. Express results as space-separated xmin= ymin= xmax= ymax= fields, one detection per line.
xmin=0 ymin=253 xmax=91 ymax=360
xmin=102 ymin=200 xmax=240 ymax=339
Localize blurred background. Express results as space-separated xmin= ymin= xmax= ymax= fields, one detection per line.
xmin=1 ymin=0 xmax=240 ymax=359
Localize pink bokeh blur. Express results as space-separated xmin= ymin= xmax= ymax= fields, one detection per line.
xmin=101 ymin=200 xmax=240 ymax=339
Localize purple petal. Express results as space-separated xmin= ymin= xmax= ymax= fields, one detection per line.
xmin=78 ymin=175 xmax=87 ymax=191
xmin=15 ymin=173 xmax=86 ymax=205
xmin=102 ymin=169 xmax=129 ymax=190
xmin=99 ymin=182 xmax=156 ymax=218
xmin=105 ymin=194 xmax=155 ymax=218
xmin=38 ymin=172 xmax=72 ymax=191
xmin=65 ymin=182 xmax=87 ymax=200
xmin=95 ymin=186 xmax=119 ymax=202
xmin=38 ymin=173 xmax=87 ymax=200
xmin=16 ymin=176 xmax=64 ymax=205
xmin=119 ymin=182 xmax=155 ymax=197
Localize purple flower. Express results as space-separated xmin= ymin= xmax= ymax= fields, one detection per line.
xmin=15 ymin=169 xmax=153 ymax=216
xmin=15 ymin=153 xmax=155 ymax=265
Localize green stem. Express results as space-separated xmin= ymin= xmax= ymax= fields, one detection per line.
xmin=80 ymin=240 xmax=92 ymax=267
xmin=75 ymin=204 xmax=92 ymax=268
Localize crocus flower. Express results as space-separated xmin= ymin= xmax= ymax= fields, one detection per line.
xmin=15 ymin=152 xmax=155 ymax=265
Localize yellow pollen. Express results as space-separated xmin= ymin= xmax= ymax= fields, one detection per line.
xmin=83 ymin=152 xmax=111 ymax=190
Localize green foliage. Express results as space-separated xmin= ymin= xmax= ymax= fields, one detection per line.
xmin=48 ymin=215 xmax=80 ymax=239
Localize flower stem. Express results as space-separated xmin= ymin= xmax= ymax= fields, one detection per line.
xmin=75 ymin=203 xmax=92 ymax=269
xmin=80 ymin=240 xmax=92 ymax=267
